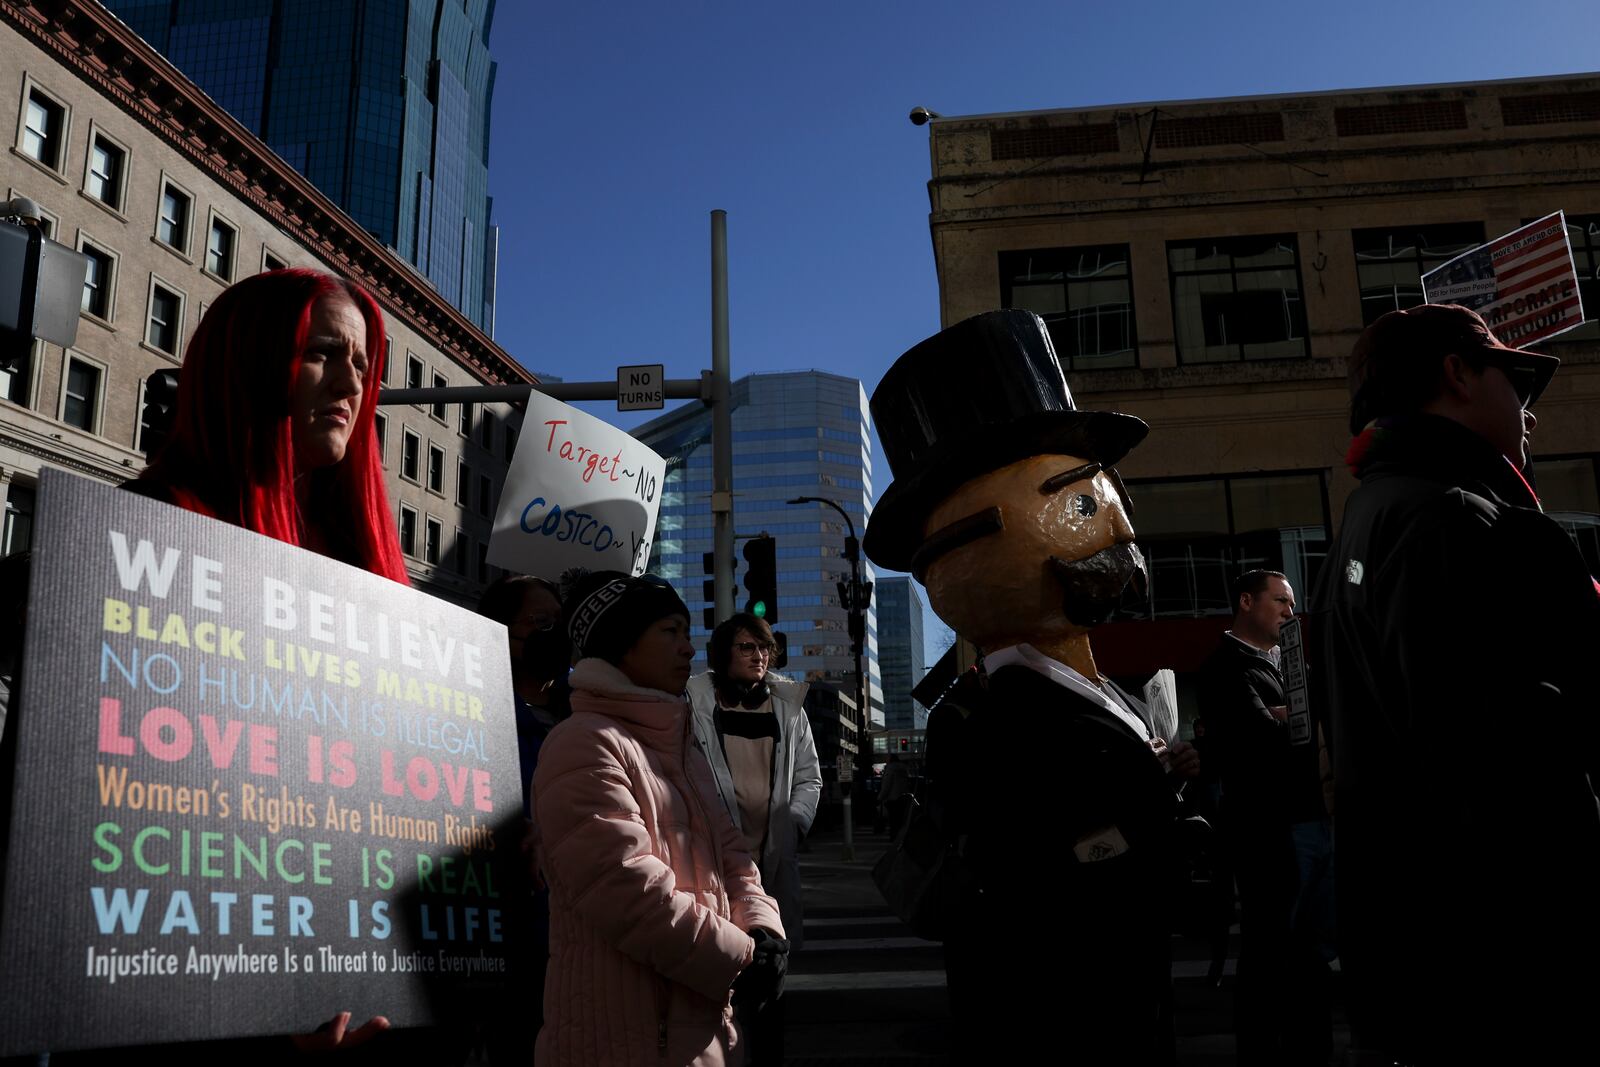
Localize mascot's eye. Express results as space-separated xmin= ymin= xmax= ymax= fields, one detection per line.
xmin=1075 ymin=494 xmax=1097 ymax=517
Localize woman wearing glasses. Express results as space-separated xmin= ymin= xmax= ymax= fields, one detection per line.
xmin=533 ymin=573 xmax=786 ymax=1065
xmin=686 ymin=613 xmax=822 ymax=1066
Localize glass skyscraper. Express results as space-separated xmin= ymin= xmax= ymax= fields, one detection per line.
xmin=106 ymin=0 xmax=498 ymax=331
xmin=876 ymin=577 xmax=928 ymax=731
xmin=635 ymin=372 xmax=884 ymax=726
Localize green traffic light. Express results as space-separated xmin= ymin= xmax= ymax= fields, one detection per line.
xmin=753 ymin=601 xmax=768 ymax=619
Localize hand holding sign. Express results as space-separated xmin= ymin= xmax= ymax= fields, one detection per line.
xmin=487 ymin=393 xmax=667 ymax=581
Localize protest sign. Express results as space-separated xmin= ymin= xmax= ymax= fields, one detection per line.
xmin=487 ymin=392 xmax=666 ymax=581
xmin=1421 ymin=211 xmax=1585 ymax=346
xmin=0 ymin=472 xmax=524 ymax=1054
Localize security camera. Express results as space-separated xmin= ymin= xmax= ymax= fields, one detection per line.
xmin=908 ymin=106 xmax=941 ymax=126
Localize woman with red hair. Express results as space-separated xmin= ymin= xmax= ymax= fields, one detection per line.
xmin=133 ymin=267 xmax=408 ymax=585
xmin=131 ymin=268 xmax=402 ymax=1053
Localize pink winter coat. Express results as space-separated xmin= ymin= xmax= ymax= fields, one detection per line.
xmin=532 ymin=658 xmax=785 ymax=1066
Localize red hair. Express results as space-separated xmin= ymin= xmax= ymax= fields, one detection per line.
xmin=142 ymin=268 xmax=409 ymax=584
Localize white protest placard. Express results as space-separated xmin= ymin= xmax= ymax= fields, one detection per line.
xmin=487 ymin=393 xmax=666 ymax=581
xmin=1421 ymin=211 xmax=1585 ymax=346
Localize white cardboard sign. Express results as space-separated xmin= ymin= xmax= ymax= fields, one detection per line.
xmin=487 ymin=393 xmax=666 ymax=581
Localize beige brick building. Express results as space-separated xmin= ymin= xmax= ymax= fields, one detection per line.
xmin=1 ymin=0 xmax=532 ymax=605
xmin=921 ymin=74 xmax=1600 ymax=677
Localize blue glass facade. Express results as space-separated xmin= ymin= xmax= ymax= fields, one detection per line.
xmin=876 ymin=577 xmax=928 ymax=731
xmin=106 ymin=0 xmax=498 ymax=331
xmin=635 ymin=372 xmax=885 ymax=725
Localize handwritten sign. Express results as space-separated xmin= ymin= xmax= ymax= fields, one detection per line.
xmin=1421 ymin=211 xmax=1586 ymax=346
xmin=487 ymin=392 xmax=666 ymax=581
xmin=0 ymin=472 xmax=525 ymax=1054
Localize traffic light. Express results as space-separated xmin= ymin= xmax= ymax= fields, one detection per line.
xmin=140 ymin=368 xmax=180 ymax=456
xmin=742 ymin=535 xmax=778 ymax=623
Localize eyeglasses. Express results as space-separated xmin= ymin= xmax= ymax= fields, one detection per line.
xmin=1478 ymin=350 xmax=1538 ymax=407
xmin=734 ymin=640 xmax=774 ymax=658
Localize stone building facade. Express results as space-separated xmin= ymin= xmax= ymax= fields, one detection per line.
xmin=922 ymin=74 xmax=1600 ymax=681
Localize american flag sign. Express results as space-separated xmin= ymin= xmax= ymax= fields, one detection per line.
xmin=1421 ymin=211 xmax=1585 ymax=346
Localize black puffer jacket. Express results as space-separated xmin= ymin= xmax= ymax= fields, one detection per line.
xmin=1196 ymin=635 xmax=1323 ymax=827
xmin=1313 ymin=414 xmax=1600 ymax=1063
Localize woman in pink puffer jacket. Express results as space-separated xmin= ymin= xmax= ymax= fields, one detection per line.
xmin=533 ymin=572 xmax=786 ymax=1066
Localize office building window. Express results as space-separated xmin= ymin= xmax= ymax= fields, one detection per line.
xmin=381 ymin=338 xmax=393 ymax=385
xmin=424 ymin=518 xmax=441 ymax=565
xmin=457 ymin=460 xmax=470 ymax=505
xmin=431 ymin=372 xmax=447 ymax=421
xmin=1538 ymin=453 xmax=1600 ymax=574
xmin=399 ymin=506 xmax=417 ymax=556
xmin=1555 ymin=216 xmax=1600 ymax=342
xmin=478 ymin=474 xmax=492 ymax=518
xmin=262 ymin=249 xmax=287 ymax=273
xmin=20 ymin=87 xmax=65 ymax=170
xmin=401 ymin=429 xmax=420 ymax=482
xmin=2 ymin=483 xmax=36 ymax=555
xmin=999 ymin=245 xmax=1136 ymax=368
xmin=80 ymin=243 xmax=114 ymax=320
xmin=374 ymin=412 xmax=388 ymax=463
xmin=1353 ymin=223 xmax=1484 ymax=325
xmin=407 ymin=354 xmax=424 ymax=391
xmin=479 ymin=410 xmax=494 ymax=449
xmin=453 ymin=528 xmax=468 ymax=575
xmin=146 ymin=281 xmax=183 ymax=354
xmin=427 ymin=444 xmax=445 ymax=493
xmin=504 ymin=424 xmax=517 ymax=461
xmin=477 ymin=542 xmax=489 ymax=582
xmin=1 ymin=344 xmax=33 ymax=407
xmin=460 ymin=400 xmax=474 ymax=438
xmin=85 ymin=134 xmax=125 ymax=209
xmin=156 ymin=182 xmax=191 ymax=252
xmin=206 ymin=215 xmax=237 ymax=280
xmin=62 ymin=357 xmax=101 ymax=432
xmin=1119 ymin=471 xmax=1330 ymax=618
xmin=1168 ymin=235 xmax=1309 ymax=362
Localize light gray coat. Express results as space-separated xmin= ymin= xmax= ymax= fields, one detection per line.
xmin=687 ymin=671 xmax=823 ymax=947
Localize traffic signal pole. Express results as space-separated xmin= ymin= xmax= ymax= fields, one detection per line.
xmin=787 ymin=495 xmax=870 ymax=861
xmin=711 ymin=211 xmax=735 ymax=626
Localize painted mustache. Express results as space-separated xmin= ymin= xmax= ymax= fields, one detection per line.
xmin=1049 ymin=542 xmax=1148 ymax=628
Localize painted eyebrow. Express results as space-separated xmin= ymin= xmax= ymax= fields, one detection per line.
xmin=910 ymin=506 xmax=1003 ymax=580
xmin=1040 ymin=462 xmax=1101 ymax=495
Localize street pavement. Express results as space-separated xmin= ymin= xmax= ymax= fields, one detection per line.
xmin=784 ymin=826 xmax=1351 ymax=1066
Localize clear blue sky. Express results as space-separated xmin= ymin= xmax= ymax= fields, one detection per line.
xmin=484 ymin=0 xmax=1597 ymax=664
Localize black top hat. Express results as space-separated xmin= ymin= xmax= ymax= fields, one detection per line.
xmin=863 ymin=310 xmax=1147 ymax=573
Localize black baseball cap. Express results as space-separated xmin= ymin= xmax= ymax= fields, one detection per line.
xmin=1347 ymin=303 xmax=1560 ymax=434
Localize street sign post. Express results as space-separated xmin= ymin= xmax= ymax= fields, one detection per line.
xmin=617 ymin=364 xmax=665 ymax=411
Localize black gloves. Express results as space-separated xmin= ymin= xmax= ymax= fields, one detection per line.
xmin=731 ymin=928 xmax=789 ymax=1009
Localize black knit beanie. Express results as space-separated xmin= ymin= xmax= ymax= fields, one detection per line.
xmin=563 ymin=570 xmax=691 ymax=665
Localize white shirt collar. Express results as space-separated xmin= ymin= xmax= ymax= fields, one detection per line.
xmin=984 ymin=643 xmax=1151 ymax=742
xmin=1225 ymin=631 xmax=1281 ymax=669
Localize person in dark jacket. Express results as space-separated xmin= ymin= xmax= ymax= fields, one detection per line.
xmin=864 ymin=311 xmax=1200 ymax=1066
xmin=1197 ymin=569 xmax=1330 ymax=1066
xmin=1314 ymin=303 xmax=1600 ymax=1064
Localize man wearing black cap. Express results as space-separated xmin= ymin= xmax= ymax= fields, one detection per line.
xmin=864 ymin=310 xmax=1199 ymax=1064
xmin=1315 ymin=303 xmax=1600 ymax=1063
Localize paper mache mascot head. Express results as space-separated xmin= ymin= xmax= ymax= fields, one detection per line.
xmin=862 ymin=310 xmax=1149 ymax=681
